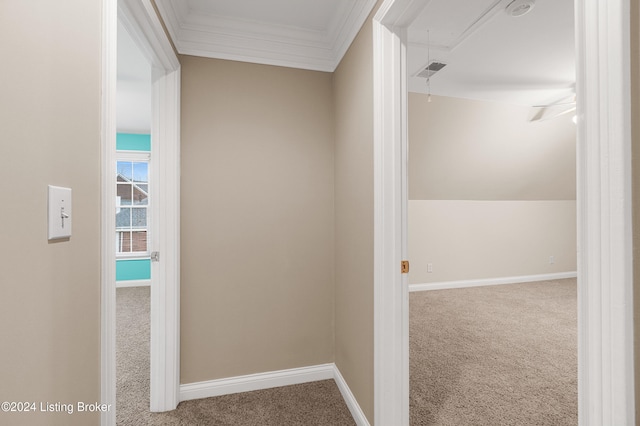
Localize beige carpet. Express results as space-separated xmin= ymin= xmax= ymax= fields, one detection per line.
xmin=116 ymin=286 xmax=355 ymax=425
xmin=117 ymin=279 xmax=577 ymax=425
xmin=116 ymin=286 xmax=151 ymax=421
xmin=410 ymin=279 xmax=578 ymax=426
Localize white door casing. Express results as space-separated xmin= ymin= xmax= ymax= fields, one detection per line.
xmin=574 ymin=0 xmax=634 ymax=423
xmin=102 ymin=0 xmax=181 ymax=424
xmin=101 ymin=2 xmax=118 ymax=424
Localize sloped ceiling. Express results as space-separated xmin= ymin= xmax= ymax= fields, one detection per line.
xmin=154 ymin=0 xmax=377 ymax=72
xmin=407 ymin=0 xmax=575 ymax=106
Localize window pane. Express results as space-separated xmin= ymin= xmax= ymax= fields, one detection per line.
xmin=117 ymin=161 xmax=133 ymax=181
xmin=117 ymin=231 xmax=132 ymax=253
xmin=117 ymin=183 xmax=132 ymax=205
xmin=131 ymin=231 xmax=147 ymax=252
xmin=116 ymin=207 xmax=131 ymax=228
xmin=115 ymin=159 xmax=150 ymax=256
xmin=133 ymin=184 xmax=148 ymax=205
xmin=133 ymin=162 xmax=148 ymax=183
xmin=132 ymin=208 xmax=147 ymax=227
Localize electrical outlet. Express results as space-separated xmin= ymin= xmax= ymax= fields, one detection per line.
xmin=427 ymin=263 xmax=433 ymax=273
xmin=549 ymin=256 xmax=555 ymax=265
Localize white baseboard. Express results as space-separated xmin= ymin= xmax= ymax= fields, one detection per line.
xmin=179 ymin=363 xmax=370 ymax=425
xmin=116 ymin=279 xmax=151 ymax=288
xmin=333 ymin=365 xmax=371 ymax=426
xmin=409 ymin=271 xmax=578 ymax=292
xmin=180 ymin=363 xmax=334 ymax=402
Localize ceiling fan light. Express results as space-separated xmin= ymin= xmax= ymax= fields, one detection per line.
xmin=506 ymin=0 xmax=536 ymax=17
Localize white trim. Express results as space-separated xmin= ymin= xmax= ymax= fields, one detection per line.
xmin=332 ymin=0 xmax=379 ymax=73
xmin=575 ymin=0 xmax=635 ymax=424
xmin=105 ymin=0 xmax=181 ymax=420
xmin=373 ymin=1 xmax=423 ymax=424
xmin=100 ymin=0 xmax=118 ymax=425
xmin=116 ymin=279 xmax=151 ymax=288
xmin=148 ymin=64 xmax=181 ymax=413
xmin=118 ymin=0 xmax=180 ymax=70
xmin=179 ymin=364 xmax=335 ymax=402
xmin=179 ymin=363 xmax=369 ymax=426
xmin=116 ymin=253 xmax=151 ymax=260
xmin=409 ymin=272 xmax=578 ymax=292
xmin=154 ymin=0 xmax=376 ymax=72
xmin=333 ymin=366 xmax=371 ymax=426
xmin=116 ymin=150 xmax=151 ymax=161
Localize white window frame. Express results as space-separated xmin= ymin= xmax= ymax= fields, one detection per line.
xmin=116 ymin=151 xmax=151 ymax=259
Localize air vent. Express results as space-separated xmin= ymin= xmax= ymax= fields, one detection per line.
xmin=416 ymin=61 xmax=447 ymax=79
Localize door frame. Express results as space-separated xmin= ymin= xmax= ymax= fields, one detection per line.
xmin=373 ymin=0 xmax=635 ymax=425
xmin=101 ymin=0 xmax=181 ymax=424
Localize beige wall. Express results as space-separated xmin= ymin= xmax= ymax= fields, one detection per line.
xmin=0 ymin=1 xmax=101 ymax=425
xmin=409 ymin=94 xmax=576 ymax=201
xmin=409 ymin=200 xmax=577 ymax=284
xmin=332 ymin=5 xmax=380 ymax=422
xmin=180 ymin=5 xmax=381 ymax=420
xmin=409 ymin=93 xmax=577 ymax=285
xmin=180 ymin=56 xmax=335 ymax=382
xmin=632 ymin=0 xmax=640 ymax=422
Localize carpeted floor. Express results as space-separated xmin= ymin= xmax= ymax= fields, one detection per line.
xmin=410 ymin=278 xmax=578 ymax=426
xmin=116 ymin=286 xmax=151 ymax=422
xmin=116 ymin=286 xmax=355 ymax=425
xmin=117 ymin=279 xmax=577 ymax=425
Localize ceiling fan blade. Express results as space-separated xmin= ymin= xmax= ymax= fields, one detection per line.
xmin=529 ymin=104 xmax=576 ymax=122
xmin=532 ymin=100 xmax=576 ymax=108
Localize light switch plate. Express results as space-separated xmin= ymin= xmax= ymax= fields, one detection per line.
xmin=48 ymin=185 xmax=72 ymax=240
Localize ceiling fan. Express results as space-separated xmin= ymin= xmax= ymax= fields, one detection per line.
xmin=529 ymin=94 xmax=576 ymax=122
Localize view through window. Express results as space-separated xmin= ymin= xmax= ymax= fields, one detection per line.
xmin=116 ymin=160 xmax=149 ymax=254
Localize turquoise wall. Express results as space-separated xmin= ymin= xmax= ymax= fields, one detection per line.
xmin=116 ymin=258 xmax=151 ymax=281
xmin=116 ymin=133 xmax=151 ymax=282
xmin=116 ymin=133 xmax=151 ymax=152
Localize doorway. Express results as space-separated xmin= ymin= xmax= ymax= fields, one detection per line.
xmin=115 ymin=21 xmax=153 ymax=421
xmin=404 ymin=2 xmax=578 ymax=419
xmin=101 ymin=0 xmax=181 ymax=424
xmin=372 ymin=0 xmax=635 ymax=425
xmin=406 ymin=100 xmax=578 ymax=423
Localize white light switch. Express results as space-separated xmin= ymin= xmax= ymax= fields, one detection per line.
xmin=48 ymin=185 xmax=72 ymax=240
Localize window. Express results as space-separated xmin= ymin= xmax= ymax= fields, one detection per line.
xmin=116 ymin=160 xmax=149 ymax=255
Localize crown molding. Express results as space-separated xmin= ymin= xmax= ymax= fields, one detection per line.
xmin=154 ymin=0 xmax=376 ymax=72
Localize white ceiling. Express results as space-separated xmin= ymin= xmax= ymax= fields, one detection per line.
xmin=407 ymin=0 xmax=575 ymax=106
xmin=154 ymin=0 xmax=377 ymax=72
xmin=117 ymin=0 xmax=575 ymax=123
xmin=117 ymin=20 xmax=152 ymax=133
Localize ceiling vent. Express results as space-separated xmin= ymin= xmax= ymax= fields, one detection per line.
xmin=416 ymin=61 xmax=447 ymax=79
